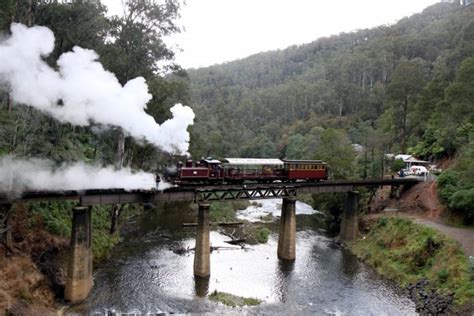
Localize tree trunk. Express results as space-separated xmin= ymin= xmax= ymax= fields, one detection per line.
xmin=116 ymin=129 xmax=125 ymax=169
xmin=401 ymin=96 xmax=408 ymax=153
xmin=109 ymin=204 xmax=121 ymax=235
xmin=27 ymin=0 xmax=33 ymax=27
xmin=7 ymin=94 xmax=11 ymax=112
xmin=363 ymin=137 xmax=368 ymax=179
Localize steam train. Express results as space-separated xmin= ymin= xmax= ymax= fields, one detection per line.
xmin=165 ymin=158 xmax=328 ymax=184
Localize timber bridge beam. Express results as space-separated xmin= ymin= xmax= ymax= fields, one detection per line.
xmin=0 ymin=178 xmax=420 ymax=205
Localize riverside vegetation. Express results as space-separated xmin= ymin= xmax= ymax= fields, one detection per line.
xmin=209 ymin=290 xmax=261 ymax=307
xmin=352 ymin=217 xmax=474 ymax=310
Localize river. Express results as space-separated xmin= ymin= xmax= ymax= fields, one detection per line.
xmin=68 ymin=200 xmax=417 ymax=315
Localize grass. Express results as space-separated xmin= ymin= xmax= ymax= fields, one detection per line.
xmin=352 ymin=216 xmax=474 ymax=305
xmin=208 ymin=290 xmax=261 ymax=307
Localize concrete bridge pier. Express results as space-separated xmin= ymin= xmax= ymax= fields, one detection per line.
xmin=194 ymin=203 xmax=210 ymax=277
xmin=277 ymin=197 xmax=296 ymax=261
xmin=339 ymin=191 xmax=359 ymax=242
xmin=65 ymin=206 xmax=93 ymax=303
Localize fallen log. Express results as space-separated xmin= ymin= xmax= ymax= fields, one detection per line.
xmin=224 ymin=239 xmax=246 ymax=245
xmin=182 ymin=222 xmax=244 ymax=227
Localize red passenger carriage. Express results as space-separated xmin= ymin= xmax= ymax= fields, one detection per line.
xmin=171 ymin=158 xmax=328 ymax=184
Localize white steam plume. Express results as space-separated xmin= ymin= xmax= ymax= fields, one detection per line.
xmin=0 ymin=23 xmax=195 ymax=154
xmin=0 ymin=156 xmax=169 ymax=195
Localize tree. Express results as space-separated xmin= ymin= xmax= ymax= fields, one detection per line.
xmin=387 ymin=60 xmax=425 ymax=152
xmin=102 ymin=0 xmax=181 ymax=83
xmin=99 ymin=0 xmax=183 ymax=167
xmin=315 ymin=128 xmax=356 ymax=180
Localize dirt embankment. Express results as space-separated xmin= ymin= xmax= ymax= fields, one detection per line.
xmin=1 ymin=204 xmax=68 ymax=314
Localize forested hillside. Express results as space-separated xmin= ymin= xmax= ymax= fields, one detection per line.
xmin=187 ymin=2 xmax=474 ymax=222
xmin=188 ymin=2 xmax=473 ymax=168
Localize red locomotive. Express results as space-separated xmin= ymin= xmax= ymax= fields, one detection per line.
xmin=166 ymin=158 xmax=328 ymax=184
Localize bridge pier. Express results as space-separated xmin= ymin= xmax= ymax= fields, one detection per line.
xmin=277 ymin=197 xmax=296 ymax=261
xmin=65 ymin=206 xmax=93 ymax=303
xmin=339 ymin=191 xmax=359 ymax=242
xmin=194 ymin=203 xmax=210 ymax=277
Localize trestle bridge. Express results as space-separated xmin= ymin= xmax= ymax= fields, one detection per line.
xmin=0 ymin=178 xmax=420 ymax=303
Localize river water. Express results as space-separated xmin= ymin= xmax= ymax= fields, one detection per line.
xmin=69 ymin=200 xmax=417 ymax=315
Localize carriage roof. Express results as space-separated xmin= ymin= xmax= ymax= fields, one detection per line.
xmin=222 ymin=158 xmax=284 ymax=166
xmin=282 ymin=159 xmax=326 ymax=164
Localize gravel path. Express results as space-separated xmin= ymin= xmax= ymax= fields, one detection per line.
xmin=409 ymin=217 xmax=474 ymax=258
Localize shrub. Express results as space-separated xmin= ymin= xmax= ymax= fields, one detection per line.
xmin=255 ymin=227 xmax=270 ymax=244
xmin=449 ymin=188 xmax=474 ymax=223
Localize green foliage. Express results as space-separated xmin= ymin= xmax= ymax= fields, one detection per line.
xmin=391 ymin=159 xmax=406 ymax=172
xmin=208 ymin=290 xmax=261 ymax=307
xmin=29 ymin=201 xmax=74 ymax=238
xmin=352 ymin=217 xmax=474 ymax=305
xmin=315 ymin=128 xmax=356 ymax=179
xmin=255 ymin=227 xmax=270 ymax=244
xmin=209 ymin=201 xmax=249 ymax=223
xmin=437 ymin=142 xmax=474 ymax=224
xmin=28 ymin=201 xmax=143 ymax=262
xmin=449 ymin=188 xmax=474 ymax=223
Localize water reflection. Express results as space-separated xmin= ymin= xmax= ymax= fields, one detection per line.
xmin=194 ymin=275 xmax=210 ymax=297
xmin=275 ymin=259 xmax=295 ymax=302
xmin=341 ymin=247 xmax=360 ymax=279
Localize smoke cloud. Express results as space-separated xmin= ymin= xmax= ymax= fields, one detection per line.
xmin=0 ymin=156 xmax=157 ymax=195
xmin=0 ymin=23 xmax=195 ymax=154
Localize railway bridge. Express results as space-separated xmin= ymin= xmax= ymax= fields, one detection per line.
xmin=0 ymin=178 xmax=420 ymax=303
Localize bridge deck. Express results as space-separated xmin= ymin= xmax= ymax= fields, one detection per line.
xmin=0 ymin=178 xmax=421 ymax=205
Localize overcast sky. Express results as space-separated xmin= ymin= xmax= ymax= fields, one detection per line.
xmin=103 ymin=0 xmax=440 ymax=69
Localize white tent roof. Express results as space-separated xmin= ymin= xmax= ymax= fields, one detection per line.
xmin=223 ymin=158 xmax=284 ymax=165
xmin=405 ymin=157 xmax=429 ymax=164
xmin=395 ymin=154 xmax=412 ymax=161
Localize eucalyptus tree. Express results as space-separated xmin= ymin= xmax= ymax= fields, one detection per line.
xmin=100 ymin=0 xmax=184 ymax=167
xmin=387 ymin=60 xmax=425 ymax=153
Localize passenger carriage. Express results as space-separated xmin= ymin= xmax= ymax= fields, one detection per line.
xmin=221 ymin=158 xmax=285 ymax=183
xmin=283 ymin=159 xmax=328 ymax=182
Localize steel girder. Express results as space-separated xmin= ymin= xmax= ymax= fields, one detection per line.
xmin=195 ymin=186 xmax=297 ymax=202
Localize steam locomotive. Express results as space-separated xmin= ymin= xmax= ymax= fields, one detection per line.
xmin=165 ymin=158 xmax=328 ymax=184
